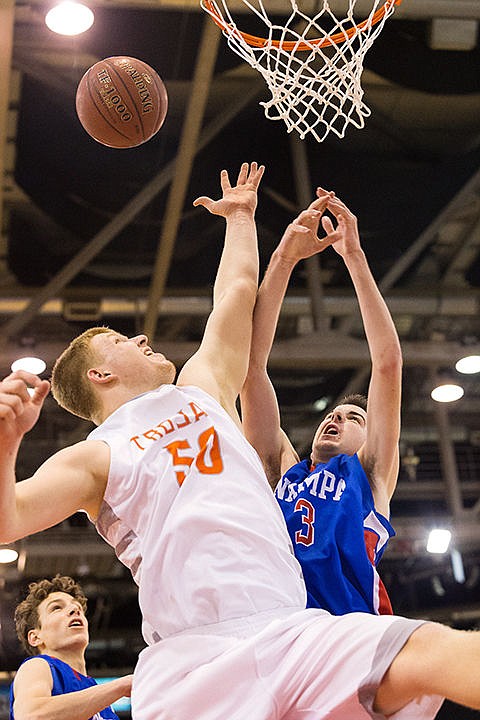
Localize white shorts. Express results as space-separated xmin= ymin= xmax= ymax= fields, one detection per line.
xmin=132 ymin=608 xmax=444 ymax=720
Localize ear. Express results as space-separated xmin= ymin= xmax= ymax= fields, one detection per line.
xmin=27 ymin=628 xmax=41 ymax=649
xmin=87 ymin=368 xmax=117 ymax=385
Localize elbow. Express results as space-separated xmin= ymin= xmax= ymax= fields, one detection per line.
xmin=13 ymin=706 xmax=48 ymax=720
xmin=234 ymin=276 xmax=258 ymax=301
xmin=0 ymin=522 xmax=22 ymax=545
xmin=0 ymin=530 xmax=17 ymax=545
xmin=219 ymin=277 xmax=257 ymax=314
xmin=376 ymin=344 xmax=403 ymax=376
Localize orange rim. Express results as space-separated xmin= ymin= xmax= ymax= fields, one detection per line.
xmin=204 ymin=0 xmax=402 ymax=50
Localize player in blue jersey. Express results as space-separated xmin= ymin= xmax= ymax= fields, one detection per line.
xmin=10 ymin=574 xmax=131 ymax=720
xmin=241 ymin=189 xmax=401 ymax=616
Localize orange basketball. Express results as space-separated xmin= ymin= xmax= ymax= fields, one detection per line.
xmin=75 ymin=56 xmax=168 ymax=149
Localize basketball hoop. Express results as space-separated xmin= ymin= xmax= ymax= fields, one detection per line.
xmin=202 ymin=0 xmax=403 ymax=141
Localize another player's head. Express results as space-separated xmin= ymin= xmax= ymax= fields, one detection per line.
xmin=14 ymin=574 xmax=88 ymax=656
xmin=310 ymin=393 xmax=367 ymax=465
xmin=51 ymin=327 xmax=176 ymax=424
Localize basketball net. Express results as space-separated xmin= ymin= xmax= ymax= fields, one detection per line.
xmin=202 ymin=0 xmax=403 ymax=141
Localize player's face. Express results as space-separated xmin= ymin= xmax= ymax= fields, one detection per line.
xmin=29 ymin=592 xmax=89 ymax=654
xmin=310 ymin=403 xmax=367 ymax=465
xmin=90 ymin=331 xmax=176 ymax=388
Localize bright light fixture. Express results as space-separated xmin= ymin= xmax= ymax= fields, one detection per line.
xmin=455 ymin=355 xmax=480 ymax=374
xmin=45 ymin=1 xmax=94 ymax=36
xmin=0 ymin=548 xmax=19 ymax=564
xmin=11 ymin=356 xmax=46 ymax=374
xmin=430 ymin=383 xmax=464 ymax=403
xmin=313 ymin=397 xmax=329 ymax=412
xmin=427 ymin=528 xmax=451 ymax=554
xmin=451 ymin=548 xmax=465 ymax=583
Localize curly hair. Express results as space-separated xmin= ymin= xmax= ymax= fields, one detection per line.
xmin=14 ymin=575 xmax=87 ymax=656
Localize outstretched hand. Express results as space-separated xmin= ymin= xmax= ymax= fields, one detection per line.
xmin=0 ymin=371 xmax=50 ymax=445
xmin=275 ymin=190 xmax=335 ymax=264
xmin=318 ymin=189 xmax=362 ymax=259
xmin=193 ymin=162 xmax=265 ymax=219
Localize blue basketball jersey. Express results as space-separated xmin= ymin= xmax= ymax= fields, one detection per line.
xmin=9 ymin=655 xmax=120 ymax=720
xmin=275 ymin=453 xmax=394 ymax=615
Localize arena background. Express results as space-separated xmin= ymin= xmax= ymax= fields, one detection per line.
xmin=0 ymin=1 xmax=480 ymax=717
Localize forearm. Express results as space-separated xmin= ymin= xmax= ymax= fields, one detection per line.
xmin=213 ymin=209 xmax=259 ymax=305
xmin=347 ymin=248 xmax=401 ymax=502
xmin=14 ymin=678 xmax=128 ymax=720
xmin=241 ymin=248 xmax=297 ymax=479
xmin=344 ymin=249 xmax=402 ymax=370
xmin=0 ymin=440 xmax=22 ymax=543
xmin=249 ymin=247 xmax=296 ymax=369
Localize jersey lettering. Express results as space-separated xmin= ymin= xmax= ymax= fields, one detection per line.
xmin=276 ymin=468 xmax=346 ymax=503
xmin=130 ymin=402 xmax=208 ymax=450
xmin=164 ymin=439 xmax=193 ymax=485
xmin=165 ymin=426 xmax=223 ymax=486
xmin=195 ymin=426 xmax=223 ymax=475
xmin=294 ymin=498 xmax=315 ymax=546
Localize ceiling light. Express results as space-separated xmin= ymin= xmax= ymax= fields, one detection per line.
xmin=0 ymin=548 xmax=19 ymax=564
xmin=313 ymin=397 xmax=329 ymax=412
xmin=455 ymin=355 xmax=480 ymax=374
xmin=11 ymin=356 xmax=46 ymax=374
xmin=431 ymin=575 xmax=445 ymax=597
xmin=451 ymin=549 xmax=465 ymax=584
xmin=45 ymin=1 xmax=94 ymax=35
xmin=427 ymin=528 xmax=451 ymax=554
xmin=430 ymin=383 xmax=464 ymax=403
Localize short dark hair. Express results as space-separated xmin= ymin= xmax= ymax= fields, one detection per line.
xmin=14 ymin=575 xmax=87 ymax=655
xmin=337 ymin=393 xmax=368 ymax=412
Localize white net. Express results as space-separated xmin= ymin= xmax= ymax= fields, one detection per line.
xmin=201 ymin=0 xmax=402 ymax=141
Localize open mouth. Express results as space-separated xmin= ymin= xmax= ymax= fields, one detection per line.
xmin=68 ymin=620 xmax=83 ymax=628
xmin=323 ymin=425 xmax=339 ymax=437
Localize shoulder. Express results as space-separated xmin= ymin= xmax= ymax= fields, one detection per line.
xmin=53 ymin=440 xmax=110 ymax=476
xmin=14 ymin=656 xmax=53 ymax=686
xmin=282 ymin=458 xmax=311 ymax=480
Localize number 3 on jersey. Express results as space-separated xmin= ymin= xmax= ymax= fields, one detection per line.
xmin=164 ymin=426 xmax=223 ymax=486
xmin=294 ymin=498 xmax=315 ymax=546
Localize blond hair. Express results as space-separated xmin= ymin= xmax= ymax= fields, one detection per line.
xmin=51 ymin=326 xmax=111 ymax=422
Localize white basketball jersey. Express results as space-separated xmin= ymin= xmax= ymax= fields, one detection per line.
xmin=88 ymin=385 xmax=305 ymax=643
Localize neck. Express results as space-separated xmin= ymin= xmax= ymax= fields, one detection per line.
xmin=41 ymin=647 xmax=87 ymax=676
xmin=97 ymin=384 xmax=157 ymax=424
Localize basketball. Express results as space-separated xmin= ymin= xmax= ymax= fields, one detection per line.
xmin=75 ymin=56 xmax=168 ymax=149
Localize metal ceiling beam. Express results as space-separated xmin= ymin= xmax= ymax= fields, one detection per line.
xmin=0 ymin=71 xmax=265 ymax=343
xmin=144 ymin=17 xmax=220 ymax=338
xmin=0 ymin=0 xmax=15 ymax=252
xmin=11 ymin=0 xmax=480 ymax=20
xmin=433 ymin=397 xmax=466 ymax=518
xmin=1 ymin=291 xmax=478 ymax=317
xmin=379 ymin=166 xmax=480 ymax=293
xmin=13 ymin=511 xmax=480 ymax=577
xmin=332 ymin=166 xmax=480 ymax=402
xmin=290 ymin=134 xmax=328 ymax=333
xmin=2 ymin=337 xmax=479 ymax=371
xmin=443 ymin=214 xmax=480 ymax=286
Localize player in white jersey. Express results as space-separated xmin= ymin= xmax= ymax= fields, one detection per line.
xmin=1 ymin=162 xmax=480 ymax=720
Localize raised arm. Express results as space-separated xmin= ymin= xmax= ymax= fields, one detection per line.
xmin=12 ymin=658 xmax=132 ymax=720
xmin=325 ymin=193 xmax=403 ymax=515
xmin=178 ymin=162 xmax=264 ymax=423
xmin=0 ymin=370 xmax=108 ymax=543
xmin=241 ymin=193 xmax=335 ymax=487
